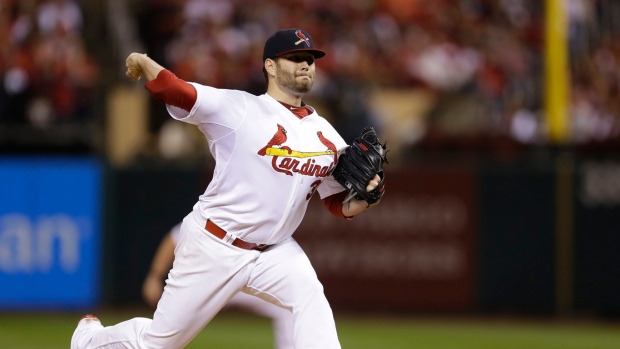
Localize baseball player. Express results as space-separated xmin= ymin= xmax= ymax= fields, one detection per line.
xmin=71 ymin=28 xmax=382 ymax=349
xmin=142 ymin=223 xmax=294 ymax=349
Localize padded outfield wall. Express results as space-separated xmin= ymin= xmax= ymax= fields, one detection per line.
xmin=2 ymin=155 xmax=620 ymax=316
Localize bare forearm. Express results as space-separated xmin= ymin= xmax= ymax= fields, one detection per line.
xmin=341 ymin=173 xmax=382 ymax=216
xmin=342 ymin=198 xmax=375 ymax=217
xmin=148 ymin=233 xmax=175 ymax=277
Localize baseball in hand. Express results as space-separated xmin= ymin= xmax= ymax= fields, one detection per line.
xmin=125 ymin=52 xmax=146 ymax=82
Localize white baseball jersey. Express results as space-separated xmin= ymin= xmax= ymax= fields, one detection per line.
xmin=72 ymin=84 xmax=345 ymax=349
xmin=167 ymin=84 xmax=347 ymax=245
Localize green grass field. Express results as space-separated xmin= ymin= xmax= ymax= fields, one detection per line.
xmin=1 ymin=309 xmax=619 ymax=349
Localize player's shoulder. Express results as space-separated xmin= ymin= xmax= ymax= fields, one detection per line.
xmin=305 ymin=108 xmax=334 ymax=126
xmin=194 ymin=84 xmax=253 ymax=98
xmin=223 ymin=88 xmax=267 ymax=103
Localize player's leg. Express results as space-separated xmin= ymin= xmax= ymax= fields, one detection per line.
xmin=228 ymin=292 xmax=294 ymax=349
xmin=244 ymin=238 xmax=340 ymax=349
xmin=73 ymin=215 xmax=259 ymax=349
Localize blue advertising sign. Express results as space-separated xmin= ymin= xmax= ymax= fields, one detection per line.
xmin=0 ymin=157 xmax=101 ymax=310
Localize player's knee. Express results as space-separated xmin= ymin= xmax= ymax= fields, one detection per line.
xmin=295 ymin=278 xmax=326 ymax=306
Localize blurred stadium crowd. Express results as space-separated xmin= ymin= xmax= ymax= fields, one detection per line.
xmin=1 ymin=0 xmax=620 ymax=159
xmin=0 ymin=0 xmax=98 ymax=130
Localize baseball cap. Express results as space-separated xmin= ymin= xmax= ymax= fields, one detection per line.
xmin=263 ymin=28 xmax=326 ymax=61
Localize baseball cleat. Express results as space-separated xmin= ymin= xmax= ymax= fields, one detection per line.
xmin=80 ymin=314 xmax=99 ymax=321
xmin=71 ymin=314 xmax=103 ymax=349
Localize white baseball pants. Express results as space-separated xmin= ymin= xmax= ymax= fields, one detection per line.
xmin=226 ymin=292 xmax=294 ymax=349
xmin=71 ymin=212 xmax=341 ymax=349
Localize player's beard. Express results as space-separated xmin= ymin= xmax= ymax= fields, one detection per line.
xmin=275 ymin=61 xmax=314 ymax=94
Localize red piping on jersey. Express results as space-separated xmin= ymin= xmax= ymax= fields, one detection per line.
xmin=145 ymin=69 xmax=197 ymax=112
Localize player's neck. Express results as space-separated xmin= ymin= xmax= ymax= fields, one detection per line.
xmin=267 ymin=85 xmax=304 ymax=106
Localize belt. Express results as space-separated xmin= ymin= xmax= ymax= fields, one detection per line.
xmin=205 ymin=220 xmax=271 ymax=252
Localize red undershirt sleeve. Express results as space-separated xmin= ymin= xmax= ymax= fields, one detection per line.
xmin=322 ymin=191 xmax=354 ymax=220
xmin=144 ymin=69 xmax=197 ymax=112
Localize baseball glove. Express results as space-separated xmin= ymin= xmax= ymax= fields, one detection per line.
xmin=332 ymin=126 xmax=388 ymax=206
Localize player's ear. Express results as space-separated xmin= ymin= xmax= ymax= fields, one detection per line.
xmin=264 ymin=58 xmax=277 ymax=78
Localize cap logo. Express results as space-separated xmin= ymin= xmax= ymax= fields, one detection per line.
xmin=294 ymin=29 xmax=310 ymax=47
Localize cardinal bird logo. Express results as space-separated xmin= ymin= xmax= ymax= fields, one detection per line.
xmin=258 ymin=125 xmax=338 ymax=178
xmin=317 ymin=131 xmax=338 ymax=163
xmin=258 ymin=124 xmax=288 ymax=156
xmin=294 ymin=30 xmax=311 ymax=47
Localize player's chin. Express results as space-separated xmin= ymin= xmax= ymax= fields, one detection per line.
xmin=294 ymin=81 xmax=313 ymax=93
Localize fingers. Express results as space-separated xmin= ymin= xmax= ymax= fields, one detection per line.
xmin=125 ymin=52 xmax=146 ymax=82
xmin=366 ymin=173 xmax=380 ymax=191
xmin=126 ymin=69 xmax=142 ymax=82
